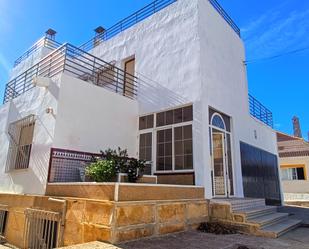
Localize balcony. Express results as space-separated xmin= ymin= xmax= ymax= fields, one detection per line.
xmin=13 ymin=36 xmax=61 ymax=67
xmin=3 ymin=43 xmax=137 ymax=103
xmin=249 ymin=94 xmax=273 ymax=128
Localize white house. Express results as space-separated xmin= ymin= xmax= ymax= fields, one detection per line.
xmin=0 ymin=0 xmax=280 ymax=204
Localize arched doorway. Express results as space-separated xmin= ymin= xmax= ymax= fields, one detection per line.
xmin=210 ymin=113 xmax=234 ymax=197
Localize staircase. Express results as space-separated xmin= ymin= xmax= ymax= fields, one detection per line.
xmin=229 ymin=198 xmax=302 ymax=238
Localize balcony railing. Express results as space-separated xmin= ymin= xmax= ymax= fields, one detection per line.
xmin=80 ymin=0 xmax=177 ymax=51
xmin=3 ymin=43 xmax=138 ymax=103
xmin=208 ymin=0 xmax=240 ymax=37
xmin=14 ymin=37 xmax=62 ymax=67
xmin=249 ymin=94 xmax=273 ymax=128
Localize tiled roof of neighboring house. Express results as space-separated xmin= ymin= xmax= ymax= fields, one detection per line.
xmin=277 ymin=131 xmax=309 ymax=158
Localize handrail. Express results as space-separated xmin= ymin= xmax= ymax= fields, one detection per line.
xmin=249 ymin=94 xmax=273 ymax=128
xmin=208 ymin=0 xmax=240 ymax=37
xmin=3 ymin=43 xmax=138 ymax=103
xmin=79 ymin=0 xmax=177 ymax=51
xmin=14 ymin=37 xmax=62 ymax=67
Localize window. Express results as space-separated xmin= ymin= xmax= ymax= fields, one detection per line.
xmin=157 ymin=105 xmax=193 ymax=127
xmin=281 ymin=167 xmax=305 ymax=181
xmin=139 ymin=114 xmax=154 ymax=130
xmin=124 ymin=58 xmax=135 ymax=97
xmin=174 ymin=125 xmax=193 ymax=170
xmin=139 ymin=133 xmax=152 ymax=174
xmin=157 ymin=129 xmax=172 ymax=171
xmin=0 ymin=209 xmax=8 ymax=236
xmin=6 ymin=115 xmax=35 ymax=171
xmin=156 ymin=125 xmax=193 ymax=172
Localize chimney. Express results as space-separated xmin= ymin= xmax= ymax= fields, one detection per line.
xmin=45 ymin=29 xmax=57 ymax=40
xmin=93 ymin=26 xmax=105 ymax=47
xmin=292 ymin=116 xmax=302 ymax=138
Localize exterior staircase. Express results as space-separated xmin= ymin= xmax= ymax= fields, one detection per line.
xmin=230 ymin=198 xmax=302 ymax=238
xmin=210 ymin=198 xmax=302 ymax=238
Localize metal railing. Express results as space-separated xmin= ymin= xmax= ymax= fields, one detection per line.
xmin=3 ymin=43 xmax=138 ymax=103
xmin=24 ymin=208 xmax=61 ymax=249
xmin=208 ymin=0 xmax=240 ymax=37
xmin=0 ymin=205 xmax=8 ymax=238
xmin=79 ymin=0 xmax=177 ymax=51
xmin=249 ymin=94 xmax=273 ymax=128
xmin=48 ymin=148 xmax=152 ymax=183
xmin=14 ymin=37 xmax=62 ymax=67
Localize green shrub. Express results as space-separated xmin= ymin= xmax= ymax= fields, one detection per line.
xmin=85 ymin=147 xmax=146 ymax=183
xmin=85 ymin=159 xmax=117 ymax=182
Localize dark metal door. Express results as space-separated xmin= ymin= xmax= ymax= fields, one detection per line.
xmin=240 ymin=142 xmax=281 ymax=206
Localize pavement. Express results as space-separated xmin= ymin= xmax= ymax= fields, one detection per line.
xmin=278 ymin=205 xmax=309 ymax=225
xmin=56 ymin=228 xmax=309 ymax=249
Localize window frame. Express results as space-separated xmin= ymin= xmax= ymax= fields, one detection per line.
xmin=138 ymin=104 xmax=194 ymax=174
xmin=280 ymin=165 xmax=306 ymax=181
xmin=154 ymin=120 xmax=194 ymax=174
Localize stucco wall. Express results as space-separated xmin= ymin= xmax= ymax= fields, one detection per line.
xmin=52 ymin=74 xmax=139 ymax=157
xmin=86 ymin=0 xmax=279 ymax=199
xmin=280 ymin=156 xmax=309 ymax=194
xmin=0 ymin=76 xmax=60 ymax=194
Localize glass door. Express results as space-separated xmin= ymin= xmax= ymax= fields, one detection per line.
xmin=212 ymin=132 xmax=227 ymax=197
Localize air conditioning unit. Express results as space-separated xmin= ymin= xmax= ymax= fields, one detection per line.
xmin=32 ymin=76 xmax=52 ymax=88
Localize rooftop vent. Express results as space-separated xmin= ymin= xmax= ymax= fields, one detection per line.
xmin=45 ymin=29 xmax=57 ymax=40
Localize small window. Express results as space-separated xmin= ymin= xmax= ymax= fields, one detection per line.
xmin=211 ymin=114 xmax=226 ymax=130
xmin=0 ymin=209 xmax=8 ymax=237
xmin=281 ymin=167 xmax=305 ymax=181
xmin=139 ymin=114 xmax=154 ymax=130
xmin=6 ymin=115 xmax=36 ymax=171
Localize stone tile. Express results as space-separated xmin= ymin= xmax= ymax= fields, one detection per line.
xmin=83 ymin=223 xmax=111 ymax=243
xmin=84 ymin=201 xmax=113 ymax=226
xmin=157 ymin=203 xmax=185 ymax=223
xmin=115 ymin=226 xmax=155 ymax=243
xmin=63 ymin=221 xmax=84 ymax=246
xmin=115 ymin=204 xmax=155 ymax=227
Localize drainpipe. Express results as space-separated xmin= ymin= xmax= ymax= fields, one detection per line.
xmin=48 ymin=198 xmax=67 ymax=247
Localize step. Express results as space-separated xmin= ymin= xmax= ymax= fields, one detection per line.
xmin=231 ymin=199 xmax=266 ymax=211
xmin=242 ymin=206 xmax=278 ymax=219
xmin=260 ymin=218 xmax=302 ymax=238
xmin=248 ymin=212 xmax=289 ymax=228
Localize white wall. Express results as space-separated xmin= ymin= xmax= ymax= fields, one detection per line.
xmin=53 ymin=74 xmax=139 ymax=157
xmin=0 ymin=76 xmax=60 ymax=194
xmin=87 ymin=0 xmax=279 ymax=199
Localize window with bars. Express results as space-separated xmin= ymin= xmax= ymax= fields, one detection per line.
xmin=6 ymin=115 xmax=36 ymax=172
xmin=0 ymin=208 xmax=8 ymax=237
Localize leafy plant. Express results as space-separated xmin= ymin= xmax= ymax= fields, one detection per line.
xmin=85 ymin=159 xmax=117 ymax=182
xmin=85 ymin=147 xmax=146 ymax=183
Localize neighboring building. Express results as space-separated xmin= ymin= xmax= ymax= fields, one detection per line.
xmin=0 ymin=0 xmax=281 ymax=204
xmin=277 ymin=131 xmax=309 ymax=197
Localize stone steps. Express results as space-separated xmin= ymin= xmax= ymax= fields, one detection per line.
xmin=260 ymin=218 xmax=302 ymax=238
xmin=230 ymin=199 xmax=302 ymax=238
xmin=248 ymin=212 xmax=289 ymax=228
xmin=244 ymin=206 xmax=278 ymax=219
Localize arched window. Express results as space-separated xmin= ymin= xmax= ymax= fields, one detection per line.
xmin=211 ymin=114 xmax=226 ymax=130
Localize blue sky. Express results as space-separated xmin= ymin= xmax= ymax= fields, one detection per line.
xmin=0 ymin=0 xmax=308 ymax=138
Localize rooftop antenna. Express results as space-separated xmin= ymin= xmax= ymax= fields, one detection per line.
xmin=93 ymin=26 xmax=105 ymax=47
xmin=292 ymin=116 xmax=302 ymax=138
xmin=45 ymin=28 xmax=57 ymax=40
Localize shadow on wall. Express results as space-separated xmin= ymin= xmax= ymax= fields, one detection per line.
xmin=137 ymin=72 xmax=189 ymax=113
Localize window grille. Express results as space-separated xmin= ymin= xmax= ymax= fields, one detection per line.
xmin=5 ymin=115 xmax=36 ymax=172
xmin=24 ymin=208 xmax=61 ymax=249
xmin=0 ymin=205 xmax=8 ymax=238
